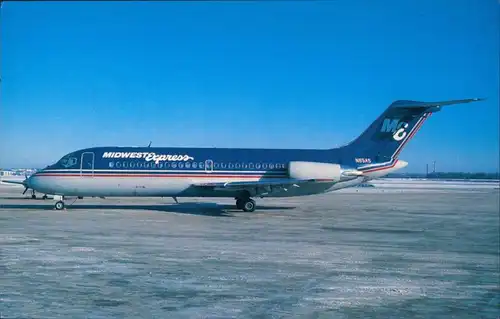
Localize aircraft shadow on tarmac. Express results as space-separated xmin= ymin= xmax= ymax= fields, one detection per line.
xmin=0 ymin=201 xmax=296 ymax=217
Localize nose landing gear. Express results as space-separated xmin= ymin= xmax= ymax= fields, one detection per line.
xmin=54 ymin=201 xmax=65 ymax=210
xmin=53 ymin=195 xmax=67 ymax=210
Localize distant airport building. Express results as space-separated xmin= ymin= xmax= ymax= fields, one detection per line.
xmin=0 ymin=170 xmax=14 ymax=176
xmin=0 ymin=169 xmax=37 ymax=177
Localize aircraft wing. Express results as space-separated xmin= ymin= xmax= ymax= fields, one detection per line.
xmin=193 ymin=178 xmax=335 ymax=194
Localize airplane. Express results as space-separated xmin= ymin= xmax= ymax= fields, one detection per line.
xmin=4 ymin=98 xmax=484 ymax=212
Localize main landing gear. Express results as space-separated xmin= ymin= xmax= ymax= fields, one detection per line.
xmin=235 ymin=197 xmax=256 ymax=212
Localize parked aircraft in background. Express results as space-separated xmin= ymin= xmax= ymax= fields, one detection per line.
xmin=4 ymin=98 xmax=483 ymax=211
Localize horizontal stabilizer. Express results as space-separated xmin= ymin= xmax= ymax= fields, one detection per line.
xmin=391 ymin=98 xmax=485 ymax=109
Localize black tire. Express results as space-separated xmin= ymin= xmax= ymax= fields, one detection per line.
xmin=242 ymin=199 xmax=256 ymax=212
xmin=42 ymin=195 xmax=48 ymax=200
xmin=55 ymin=201 xmax=65 ymax=210
xmin=31 ymin=194 xmax=36 ymax=199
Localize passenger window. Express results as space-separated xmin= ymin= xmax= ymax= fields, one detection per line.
xmin=159 ymin=163 xmax=164 ymax=169
xmin=235 ymin=163 xmax=241 ymax=169
xmin=249 ymin=163 xmax=254 ymax=169
xmin=165 ymin=162 xmax=170 ymax=168
xmin=109 ymin=162 xmax=114 ymax=168
xmin=192 ymin=162 xmax=197 ymax=169
xmin=172 ymin=163 xmax=177 ymax=168
xmin=214 ymin=162 xmax=220 ymax=169
xmin=138 ymin=162 xmax=144 ymax=168
xmin=116 ymin=162 xmax=122 ymax=168
xmin=269 ymin=163 xmax=274 ymax=169
xmin=178 ymin=163 xmax=184 ymax=168
xmin=256 ymin=163 xmax=261 ymax=169
xmin=185 ymin=162 xmax=191 ymax=168
xmin=130 ymin=162 xmax=136 ymax=168
xmin=145 ymin=162 xmax=151 ymax=168
xmin=123 ymin=162 xmax=129 ymax=168
xmin=263 ymin=163 xmax=268 ymax=169
xmin=221 ymin=163 xmax=227 ymax=169
xmin=228 ymin=163 xmax=234 ymax=169
xmin=199 ymin=162 xmax=204 ymax=169
xmin=242 ymin=163 xmax=248 ymax=169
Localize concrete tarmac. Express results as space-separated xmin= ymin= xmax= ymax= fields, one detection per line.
xmin=0 ymin=183 xmax=498 ymax=318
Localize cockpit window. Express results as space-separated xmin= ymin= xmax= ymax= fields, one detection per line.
xmin=59 ymin=156 xmax=78 ymax=168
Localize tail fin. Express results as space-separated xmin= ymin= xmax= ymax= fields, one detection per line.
xmin=339 ymin=98 xmax=484 ymax=165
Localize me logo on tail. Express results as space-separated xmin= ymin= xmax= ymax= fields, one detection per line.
xmin=380 ymin=118 xmax=409 ymax=141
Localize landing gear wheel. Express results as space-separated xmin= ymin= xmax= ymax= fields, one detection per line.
xmin=31 ymin=194 xmax=36 ymax=199
xmin=42 ymin=195 xmax=48 ymax=200
xmin=242 ymin=199 xmax=256 ymax=212
xmin=55 ymin=201 xmax=65 ymax=210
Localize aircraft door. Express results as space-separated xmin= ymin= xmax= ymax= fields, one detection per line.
xmin=205 ymin=159 xmax=213 ymax=173
xmin=80 ymin=152 xmax=95 ymax=177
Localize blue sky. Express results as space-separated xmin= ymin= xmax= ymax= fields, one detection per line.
xmin=1 ymin=0 xmax=498 ymax=172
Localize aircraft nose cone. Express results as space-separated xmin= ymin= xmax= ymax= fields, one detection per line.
xmin=25 ymin=173 xmax=39 ymax=190
xmin=25 ymin=176 xmax=32 ymax=188
xmin=396 ymin=160 xmax=408 ymax=169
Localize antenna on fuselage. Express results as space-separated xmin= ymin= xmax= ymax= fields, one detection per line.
xmin=147 ymin=141 xmax=152 ymax=147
